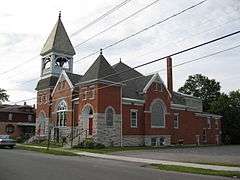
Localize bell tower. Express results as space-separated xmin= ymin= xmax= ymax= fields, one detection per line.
xmin=40 ymin=12 xmax=75 ymax=78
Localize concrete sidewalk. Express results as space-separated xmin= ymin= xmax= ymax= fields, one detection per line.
xmin=18 ymin=144 xmax=240 ymax=172
xmin=76 ymin=152 xmax=240 ymax=172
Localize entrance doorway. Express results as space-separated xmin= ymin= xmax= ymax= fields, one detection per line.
xmin=81 ymin=105 xmax=94 ymax=136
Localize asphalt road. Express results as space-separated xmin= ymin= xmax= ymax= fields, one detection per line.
xmin=0 ymin=149 xmax=230 ymax=180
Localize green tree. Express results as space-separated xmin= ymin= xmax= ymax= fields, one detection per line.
xmin=210 ymin=90 xmax=240 ymax=144
xmin=178 ymin=74 xmax=221 ymax=111
xmin=0 ymin=88 xmax=9 ymax=103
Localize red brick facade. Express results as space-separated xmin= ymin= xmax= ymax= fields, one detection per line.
xmin=0 ymin=104 xmax=35 ymax=139
xmin=35 ymin=16 xmax=221 ymax=146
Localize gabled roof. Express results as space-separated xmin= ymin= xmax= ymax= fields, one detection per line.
xmin=112 ymin=61 xmax=153 ymax=99
xmin=122 ymin=74 xmax=154 ymax=100
xmin=112 ymin=61 xmax=143 ymax=81
xmin=66 ymin=72 xmax=82 ymax=85
xmin=81 ymin=53 xmax=121 ymax=83
xmin=40 ymin=15 xmax=75 ymax=56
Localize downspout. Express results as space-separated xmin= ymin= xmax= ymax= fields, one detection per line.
xmin=120 ymin=86 xmax=123 ymax=147
xmin=71 ymin=100 xmax=74 ymax=148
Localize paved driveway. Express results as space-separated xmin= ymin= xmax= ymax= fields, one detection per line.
xmin=111 ymin=145 xmax=240 ymax=165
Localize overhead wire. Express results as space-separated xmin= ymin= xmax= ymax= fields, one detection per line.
xmin=0 ymin=0 xmax=134 ymax=77
xmin=10 ymin=38 xmax=240 ymax=104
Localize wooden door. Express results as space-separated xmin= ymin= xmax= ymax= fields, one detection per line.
xmin=89 ymin=117 xmax=93 ymax=135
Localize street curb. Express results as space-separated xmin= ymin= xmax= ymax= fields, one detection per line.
xmin=76 ymin=152 xmax=240 ymax=172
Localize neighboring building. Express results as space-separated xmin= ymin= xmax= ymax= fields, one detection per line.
xmin=35 ymin=14 xmax=221 ymax=147
xmin=0 ymin=103 xmax=36 ymax=139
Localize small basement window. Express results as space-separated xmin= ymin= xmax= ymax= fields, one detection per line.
xmin=151 ymin=138 xmax=157 ymax=146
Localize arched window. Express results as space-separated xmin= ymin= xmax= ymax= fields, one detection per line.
xmin=151 ymin=100 xmax=165 ymax=127
xmin=57 ymin=100 xmax=67 ymax=127
xmin=105 ymin=107 xmax=114 ymax=126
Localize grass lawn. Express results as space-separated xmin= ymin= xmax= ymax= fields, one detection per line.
xmin=72 ymin=146 xmax=158 ymax=154
xmin=25 ymin=140 xmax=63 ymax=148
xmin=72 ymin=144 xmax=216 ymax=154
xmin=153 ymin=164 xmax=240 ymax=178
xmin=189 ymin=161 xmax=240 ymax=168
xmin=17 ymin=145 xmax=77 ymax=156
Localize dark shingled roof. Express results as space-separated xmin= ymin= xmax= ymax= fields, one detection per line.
xmin=0 ymin=104 xmax=35 ymax=114
xmin=66 ymin=72 xmax=82 ymax=85
xmin=35 ymin=76 xmax=59 ymax=90
xmin=40 ymin=16 xmax=75 ymax=56
xmin=112 ymin=61 xmax=153 ymax=100
xmin=36 ymin=72 xmax=82 ymax=90
xmin=122 ymin=74 xmax=154 ymax=100
xmin=81 ymin=54 xmax=121 ymax=83
xmin=112 ymin=61 xmax=143 ymax=81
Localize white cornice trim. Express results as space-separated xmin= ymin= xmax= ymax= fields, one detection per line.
xmin=51 ymin=70 xmax=74 ymax=97
xmin=77 ymin=79 xmax=122 ymax=86
xmin=142 ymin=73 xmax=172 ymax=98
xmin=195 ymin=113 xmax=222 ymax=119
xmin=122 ymin=97 xmax=145 ymax=104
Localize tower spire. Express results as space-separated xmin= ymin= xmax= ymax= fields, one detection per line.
xmin=58 ymin=11 xmax=61 ymax=19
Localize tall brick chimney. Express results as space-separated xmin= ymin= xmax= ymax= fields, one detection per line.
xmin=167 ymin=56 xmax=173 ymax=95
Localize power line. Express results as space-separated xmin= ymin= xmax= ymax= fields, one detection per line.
xmin=3 ymin=0 xmax=207 ymax=77
xmin=70 ymin=0 xmax=133 ymax=37
xmin=130 ymin=16 xmax=240 ymax=60
xmin=6 ymin=26 xmax=240 ymax=97
xmin=76 ymin=30 xmax=240 ymax=83
xmin=0 ymin=0 xmax=133 ymax=77
xmin=0 ymin=55 xmax=39 ymax=76
xmin=74 ymin=0 xmax=160 ymax=49
xmin=7 ymin=13 xmax=240 ymax=83
xmin=6 ymin=29 xmax=240 ymax=92
xmin=101 ymin=0 xmax=207 ymax=52
xmin=10 ymin=41 xmax=240 ymax=104
xmin=74 ymin=0 xmax=208 ymax=63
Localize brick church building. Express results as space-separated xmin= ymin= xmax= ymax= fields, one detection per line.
xmin=35 ymin=14 xmax=221 ymax=147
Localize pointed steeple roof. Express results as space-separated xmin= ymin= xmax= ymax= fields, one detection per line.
xmin=81 ymin=50 xmax=121 ymax=83
xmin=40 ymin=12 xmax=75 ymax=56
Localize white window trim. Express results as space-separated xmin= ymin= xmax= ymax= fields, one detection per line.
xmin=150 ymin=99 xmax=166 ymax=128
xmin=89 ymin=85 xmax=96 ymax=100
xmin=28 ymin=114 xmax=32 ymax=122
xmin=173 ymin=113 xmax=179 ymax=129
xmin=81 ymin=87 xmax=87 ymax=101
xmin=8 ymin=113 xmax=13 ymax=121
xmin=203 ymin=128 xmax=207 ymax=143
xmin=215 ymin=119 xmax=219 ymax=129
xmin=130 ymin=109 xmax=138 ymax=128
xmin=207 ymin=117 xmax=211 ymax=129
xmin=56 ymin=100 xmax=68 ymax=127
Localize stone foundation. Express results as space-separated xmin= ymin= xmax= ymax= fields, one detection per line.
xmin=122 ymin=135 xmax=171 ymax=147
xmin=94 ymin=113 xmax=121 ymax=147
xmin=144 ymin=135 xmax=171 ymax=146
xmin=122 ymin=135 xmax=144 ymax=146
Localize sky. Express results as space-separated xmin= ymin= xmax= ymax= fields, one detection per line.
xmin=0 ymin=0 xmax=239 ymax=105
